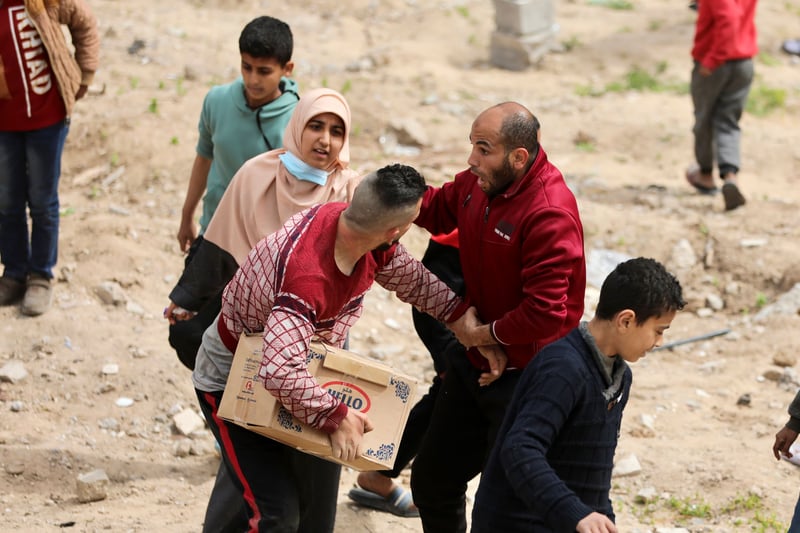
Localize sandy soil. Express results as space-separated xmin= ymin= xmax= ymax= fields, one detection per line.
xmin=2 ymin=0 xmax=800 ymax=531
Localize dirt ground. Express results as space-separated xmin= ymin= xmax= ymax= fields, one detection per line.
xmin=2 ymin=0 xmax=800 ymax=531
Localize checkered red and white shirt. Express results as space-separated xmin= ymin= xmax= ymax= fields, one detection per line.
xmin=218 ymin=202 xmax=466 ymax=433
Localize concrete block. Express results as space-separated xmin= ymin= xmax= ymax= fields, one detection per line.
xmin=494 ymin=0 xmax=554 ymax=36
xmin=489 ymin=28 xmax=557 ymax=71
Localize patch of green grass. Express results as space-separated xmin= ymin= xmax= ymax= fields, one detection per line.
xmin=755 ymin=292 xmax=768 ymax=308
xmin=575 ymin=141 xmax=596 ymax=152
xmin=148 ymin=98 xmax=159 ymax=114
xmin=158 ymin=80 xmax=166 ymax=90
xmin=746 ymin=84 xmax=786 ymax=116
xmin=588 ymin=0 xmax=634 ymax=10
xmin=752 ymin=510 xmax=785 ymax=532
xmin=721 ymin=492 xmax=784 ymax=532
xmin=129 ymin=76 xmax=139 ymax=90
xmin=576 ymin=64 xmax=684 ymax=97
xmin=454 ymin=5 xmax=470 ymax=18
xmin=175 ymin=77 xmax=187 ymax=96
xmin=562 ymin=35 xmax=583 ymax=52
xmin=574 ymin=84 xmax=603 ymax=97
xmin=170 ymin=136 xmax=179 ymax=145
xmin=667 ymin=494 xmax=711 ymax=518
xmin=722 ymin=492 xmax=763 ymax=513
xmin=784 ymin=1 xmax=800 ymax=16
xmin=648 ymin=19 xmax=664 ymax=31
xmin=339 ymin=79 xmax=352 ymax=95
xmin=758 ymin=51 xmax=781 ymax=67
xmin=630 ymin=491 xmax=783 ymax=531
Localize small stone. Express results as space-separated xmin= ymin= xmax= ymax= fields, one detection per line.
xmin=635 ymin=486 xmax=658 ymax=504
xmin=5 ymin=463 xmax=24 ymax=475
xmin=762 ymin=369 xmax=783 ymax=382
xmin=695 ymin=307 xmax=714 ymax=318
xmin=173 ymin=439 xmax=192 ymax=457
xmin=9 ymin=401 xmax=24 ymax=412
xmin=101 ymin=364 xmax=119 ymax=375
xmin=737 ymin=393 xmax=752 ymax=406
xmin=94 ymin=281 xmax=128 ymax=306
xmin=725 ymin=281 xmax=740 ymax=295
xmin=76 ymin=469 xmax=109 ymax=503
xmin=669 ymin=239 xmax=697 ymax=271
xmin=98 ymin=418 xmax=120 ymax=431
xmin=0 ymin=361 xmax=28 ymax=384
xmin=705 ymin=293 xmax=724 ymax=311
xmin=115 ymin=397 xmax=134 ymax=408
xmin=173 ymin=408 xmax=205 ymax=436
xmin=613 ymin=454 xmax=641 ymax=477
xmin=740 ymin=238 xmax=767 ymax=248
xmin=189 ymin=439 xmax=215 ymax=456
xmin=774 ymin=352 xmax=797 ymax=368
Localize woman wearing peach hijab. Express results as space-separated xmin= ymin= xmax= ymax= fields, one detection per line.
xmin=164 ymin=88 xmax=361 ymax=533
xmin=166 ymin=87 xmax=361 ymax=369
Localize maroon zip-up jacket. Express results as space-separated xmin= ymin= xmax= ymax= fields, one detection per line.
xmin=415 ymin=147 xmax=586 ymax=371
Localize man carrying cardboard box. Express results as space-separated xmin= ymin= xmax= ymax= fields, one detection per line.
xmin=191 ymin=164 xmax=498 ymax=533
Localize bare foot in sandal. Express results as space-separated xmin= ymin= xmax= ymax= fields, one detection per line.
xmin=348 ymin=471 xmax=419 ymax=517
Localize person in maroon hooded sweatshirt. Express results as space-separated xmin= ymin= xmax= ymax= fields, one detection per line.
xmin=684 ymin=0 xmax=757 ymax=212
xmin=410 ymin=101 xmax=586 ymax=533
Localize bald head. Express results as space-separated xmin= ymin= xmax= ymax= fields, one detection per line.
xmin=477 ymin=102 xmax=540 ymax=157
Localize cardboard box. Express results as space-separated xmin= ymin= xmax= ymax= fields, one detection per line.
xmin=218 ymin=333 xmax=419 ymax=471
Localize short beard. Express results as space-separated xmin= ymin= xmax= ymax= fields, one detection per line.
xmin=487 ymin=157 xmax=517 ymax=196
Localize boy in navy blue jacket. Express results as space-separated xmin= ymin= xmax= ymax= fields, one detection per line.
xmin=471 ymin=257 xmax=685 ymax=533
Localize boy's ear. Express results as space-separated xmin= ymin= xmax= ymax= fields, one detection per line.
xmin=615 ymin=309 xmax=636 ymax=331
xmin=283 ymin=61 xmax=295 ymax=76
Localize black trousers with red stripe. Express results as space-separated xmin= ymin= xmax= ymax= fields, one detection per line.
xmin=197 ymin=389 xmax=341 ymax=533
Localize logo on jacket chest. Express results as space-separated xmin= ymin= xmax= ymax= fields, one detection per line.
xmin=493 ymin=219 xmax=515 ymax=241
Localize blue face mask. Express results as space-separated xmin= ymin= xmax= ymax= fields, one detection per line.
xmin=279 ymin=152 xmax=329 ymax=186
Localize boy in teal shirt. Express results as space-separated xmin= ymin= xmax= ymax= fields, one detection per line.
xmin=176 ymin=16 xmax=298 ymax=252
xmin=171 ymin=17 xmax=297 ymax=531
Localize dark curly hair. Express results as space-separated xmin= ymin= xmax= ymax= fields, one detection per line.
xmin=595 ymin=257 xmax=686 ymax=324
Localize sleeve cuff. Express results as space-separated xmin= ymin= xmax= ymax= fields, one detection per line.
xmin=80 ymin=71 xmax=95 ymax=86
xmin=786 ymin=416 xmax=800 ymax=433
xmin=490 ymin=321 xmax=510 ymax=346
xmin=168 ymin=284 xmax=198 ymax=311
xmin=320 ymin=402 xmax=349 ymax=434
xmin=446 ymin=297 xmax=471 ymax=323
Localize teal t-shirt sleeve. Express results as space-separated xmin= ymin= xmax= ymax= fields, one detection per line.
xmin=196 ymin=90 xmax=214 ymax=159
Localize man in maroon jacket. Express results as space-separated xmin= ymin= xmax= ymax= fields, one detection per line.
xmin=410 ymin=101 xmax=586 ymax=533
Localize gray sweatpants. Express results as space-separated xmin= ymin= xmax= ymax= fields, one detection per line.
xmin=690 ymin=58 xmax=754 ymax=177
